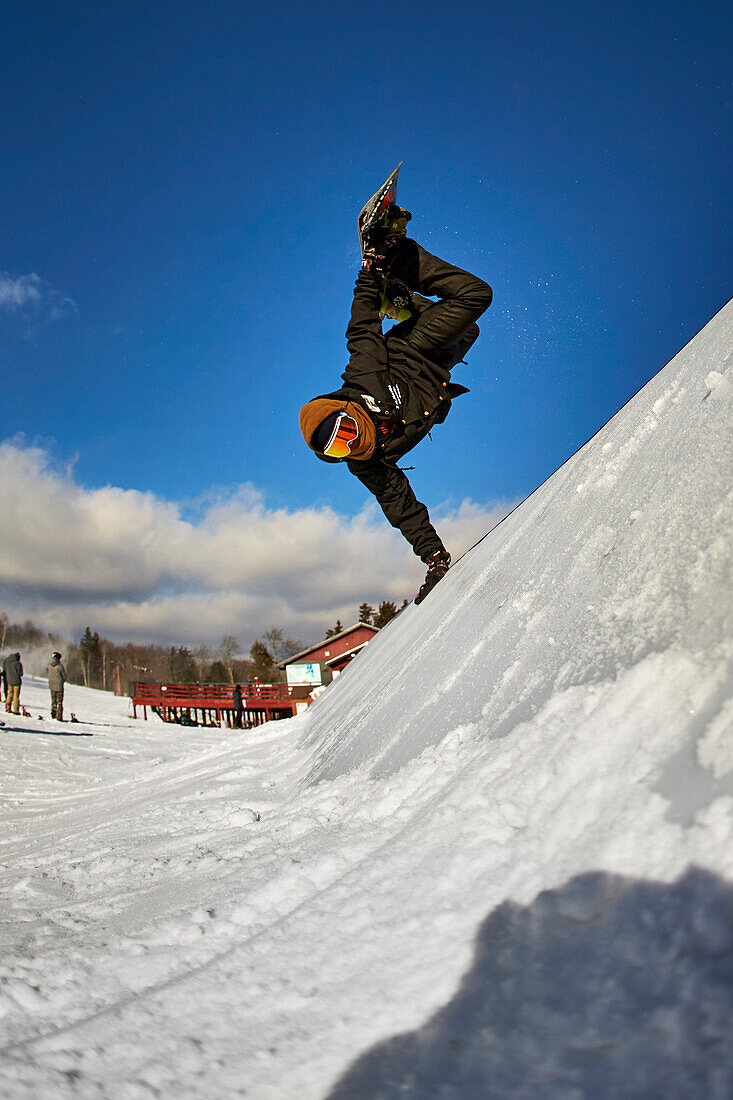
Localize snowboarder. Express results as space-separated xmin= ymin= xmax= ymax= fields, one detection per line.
xmin=47 ymin=651 xmax=68 ymax=721
xmin=299 ymin=206 xmax=492 ymax=603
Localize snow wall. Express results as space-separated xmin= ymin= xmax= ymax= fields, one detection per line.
xmin=304 ymin=298 xmax=733 ymax=1094
xmin=299 ymin=300 xmax=732 ymax=788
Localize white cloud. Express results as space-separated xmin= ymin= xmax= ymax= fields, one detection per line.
xmin=0 ymin=440 xmax=516 ymax=649
xmin=0 ymin=273 xmax=43 ymax=309
xmin=0 ymin=272 xmax=76 ymax=328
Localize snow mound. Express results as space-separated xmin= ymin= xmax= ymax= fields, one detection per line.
xmin=298 ymin=299 xmax=733 ymax=786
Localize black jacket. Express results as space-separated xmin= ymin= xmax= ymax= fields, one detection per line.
xmin=322 ymin=241 xmax=492 ymax=560
xmin=3 ymin=653 xmax=23 ymax=686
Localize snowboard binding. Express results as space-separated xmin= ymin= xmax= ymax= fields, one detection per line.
xmin=360 ymin=203 xmax=411 ymax=256
xmin=358 ymin=164 xmax=412 ymax=276
xmin=362 ymin=205 xmax=413 ymax=274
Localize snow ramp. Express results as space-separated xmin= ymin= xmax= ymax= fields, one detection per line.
xmin=299 ymin=299 xmax=732 ymax=787
xmin=301 ymin=300 xmax=733 ymax=1094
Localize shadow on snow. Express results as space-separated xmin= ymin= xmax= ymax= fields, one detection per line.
xmin=1 ymin=726 xmax=93 ymax=737
xmin=327 ymin=868 xmax=733 ymax=1100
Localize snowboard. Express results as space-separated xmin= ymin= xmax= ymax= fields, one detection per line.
xmin=357 ymin=162 xmax=402 ymax=257
xmin=358 ymin=163 xmax=414 ymax=322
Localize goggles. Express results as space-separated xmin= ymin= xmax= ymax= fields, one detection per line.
xmin=322 ymin=411 xmax=359 ymax=459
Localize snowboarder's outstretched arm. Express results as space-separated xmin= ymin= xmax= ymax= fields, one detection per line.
xmin=343 ymin=270 xmax=388 ymax=388
xmin=348 ymin=457 xmax=445 ymax=561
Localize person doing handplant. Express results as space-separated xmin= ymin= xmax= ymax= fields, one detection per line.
xmin=299 ymin=207 xmax=491 ymax=603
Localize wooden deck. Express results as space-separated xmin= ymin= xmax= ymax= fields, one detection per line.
xmin=131 ymin=682 xmax=302 ymax=728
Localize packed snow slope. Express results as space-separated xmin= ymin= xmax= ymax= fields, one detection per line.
xmin=1 ymin=299 xmax=732 ymax=1100
xmin=299 ymin=300 xmax=732 ymax=786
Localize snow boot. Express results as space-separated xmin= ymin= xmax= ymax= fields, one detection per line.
xmin=361 ymin=205 xmax=412 ymax=276
xmin=414 ymin=549 xmax=451 ymax=604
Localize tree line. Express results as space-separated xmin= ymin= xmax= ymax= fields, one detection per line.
xmin=0 ymin=601 xmax=403 ymax=694
xmin=324 ymin=600 xmax=407 ymax=638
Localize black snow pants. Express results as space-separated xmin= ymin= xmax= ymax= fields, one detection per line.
xmin=345 ymin=242 xmax=492 ymax=560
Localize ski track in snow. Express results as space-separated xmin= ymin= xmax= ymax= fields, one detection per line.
xmin=1 ymin=300 xmax=732 ymax=1098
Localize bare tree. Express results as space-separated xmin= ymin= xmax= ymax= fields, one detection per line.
xmin=79 ymin=627 xmax=102 ymax=688
xmin=262 ymin=628 xmax=303 ymax=663
xmin=218 ymin=635 xmax=240 ymax=684
xmin=193 ymin=643 xmax=211 ymax=682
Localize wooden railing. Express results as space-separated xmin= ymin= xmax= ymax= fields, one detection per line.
xmin=131 ymin=682 xmax=300 ymax=726
xmin=133 ymin=683 xmax=293 ymax=704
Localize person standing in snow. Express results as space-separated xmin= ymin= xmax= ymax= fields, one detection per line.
xmin=46 ymin=651 xmax=68 ymax=721
xmin=3 ymin=652 xmax=23 ymax=715
xmin=232 ymin=684 xmax=244 ymax=729
xmin=299 ymin=218 xmax=492 ymax=604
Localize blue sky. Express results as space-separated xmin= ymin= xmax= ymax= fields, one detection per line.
xmin=0 ymin=0 xmax=730 ymax=646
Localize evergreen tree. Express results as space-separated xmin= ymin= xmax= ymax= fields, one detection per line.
xmin=205 ymin=660 xmax=229 ymax=683
xmin=358 ymin=603 xmax=375 ymax=625
xmin=325 ymin=619 xmax=343 ymax=638
xmin=168 ymin=646 xmax=198 ymax=683
xmin=250 ymin=640 xmax=276 ymax=681
xmin=373 ymin=602 xmax=398 ymax=629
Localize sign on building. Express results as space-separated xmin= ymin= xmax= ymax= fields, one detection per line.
xmin=285 ymin=662 xmax=322 ymax=686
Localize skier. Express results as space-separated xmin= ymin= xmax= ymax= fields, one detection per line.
xmin=299 ymin=216 xmax=492 ymax=603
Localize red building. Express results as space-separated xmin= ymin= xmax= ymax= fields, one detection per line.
xmin=279 ymin=623 xmax=379 ymax=688
xmin=131 ymin=624 xmax=380 ymax=728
